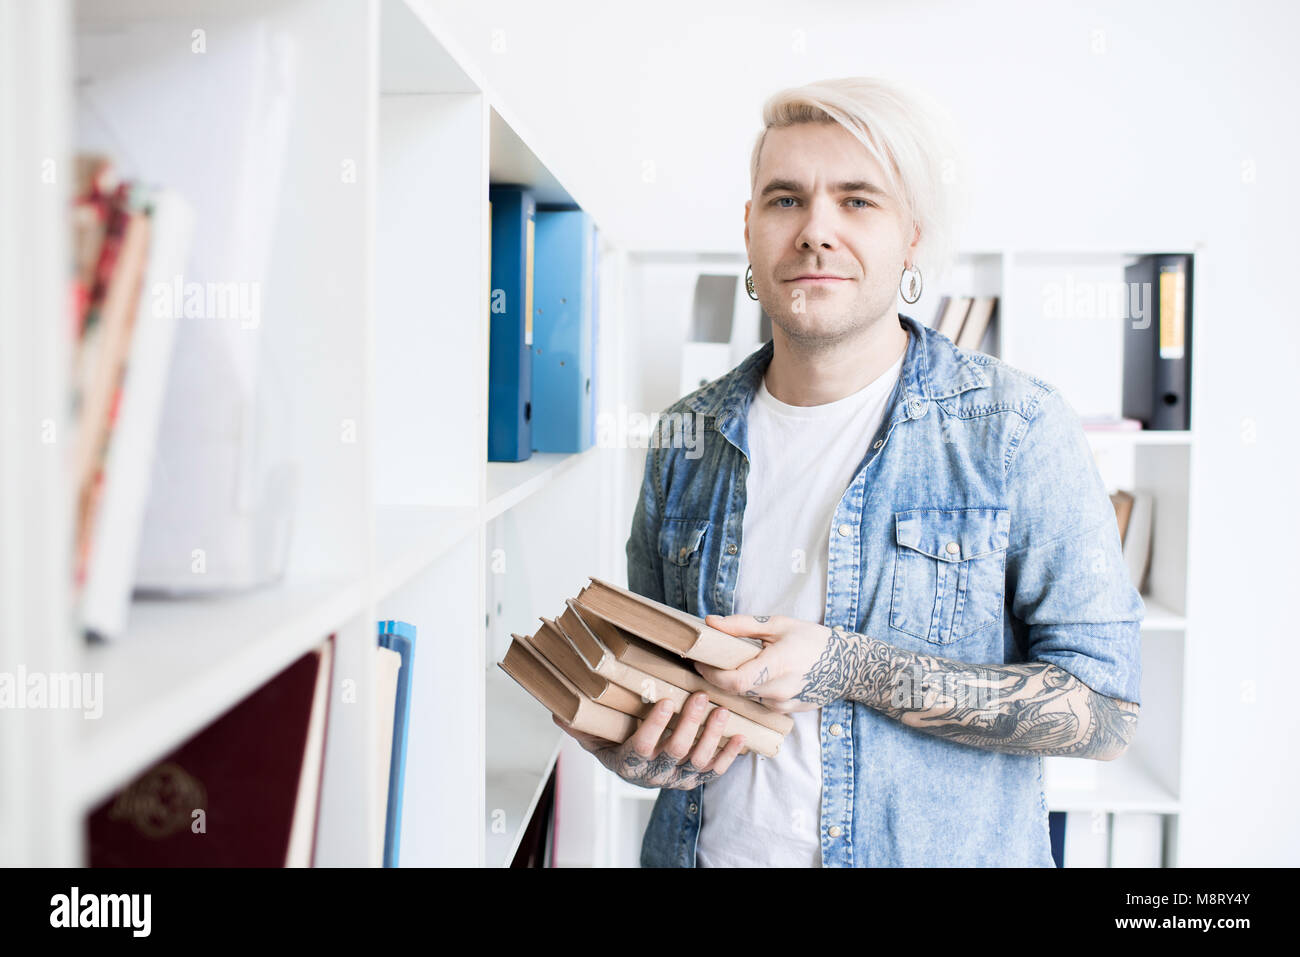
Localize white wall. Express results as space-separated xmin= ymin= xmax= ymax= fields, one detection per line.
xmin=428 ymin=0 xmax=1300 ymax=866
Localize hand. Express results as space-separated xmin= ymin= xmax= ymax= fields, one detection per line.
xmin=552 ymin=691 xmax=746 ymax=790
xmin=694 ymin=614 xmax=839 ymax=713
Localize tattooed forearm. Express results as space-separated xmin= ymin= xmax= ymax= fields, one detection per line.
xmin=796 ymin=626 xmax=1139 ymax=759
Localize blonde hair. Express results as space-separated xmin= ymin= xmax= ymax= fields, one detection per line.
xmin=750 ymin=76 xmax=967 ymax=285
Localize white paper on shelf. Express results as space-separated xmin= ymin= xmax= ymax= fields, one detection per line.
xmin=78 ymin=17 xmax=301 ymax=595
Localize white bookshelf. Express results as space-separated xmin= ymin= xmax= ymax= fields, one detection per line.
xmin=907 ymin=246 xmax=1201 ymax=867
xmin=598 ymin=247 xmax=1202 ymax=867
xmin=0 ymin=0 xmax=627 ymax=867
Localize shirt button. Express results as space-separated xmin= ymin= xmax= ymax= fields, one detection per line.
xmin=837 ymin=523 xmax=852 ymax=537
xmin=828 ymin=825 xmax=843 ymax=838
xmin=829 ymin=723 xmax=842 ymax=737
xmin=872 ymin=439 xmax=883 ymax=449
xmin=945 ymin=541 xmax=960 ymax=555
xmin=908 ymin=397 xmax=925 ymax=416
xmin=678 ymin=546 xmax=689 ymax=561
xmin=688 ymin=802 xmax=698 ymax=814
xmin=726 ymin=543 xmax=738 ymax=555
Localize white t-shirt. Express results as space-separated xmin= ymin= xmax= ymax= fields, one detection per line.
xmin=695 ymin=349 xmax=904 ymax=868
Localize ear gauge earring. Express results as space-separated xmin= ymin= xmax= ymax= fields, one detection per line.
xmin=745 ymin=264 xmax=759 ymax=301
xmin=900 ymin=264 xmax=922 ymax=304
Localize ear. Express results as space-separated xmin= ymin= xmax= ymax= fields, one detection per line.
xmin=743 ymin=199 xmax=751 ymax=251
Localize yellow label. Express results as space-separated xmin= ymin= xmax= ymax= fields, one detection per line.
xmin=524 ymin=215 xmax=535 ymax=347
xmin=1158 ymin=268 xmax=1184 ymax=360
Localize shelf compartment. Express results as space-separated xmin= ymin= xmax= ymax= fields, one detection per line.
xmin=73 ymin=576 xmax=367 ymax=814
xmin=484 ymin=449 xmax=594 ymax=520
xmin=485 ymin=666 xmax=563 ymax=867
xmin=1045 ymin=752 xmax=1179 ymax=814
xmin=373 ymin=505 xmax=479 ymax=602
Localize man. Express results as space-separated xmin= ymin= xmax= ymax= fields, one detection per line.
xmin=555 ymin=77 xmax=1142 ymax=867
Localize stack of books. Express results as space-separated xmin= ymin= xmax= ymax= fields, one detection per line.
xmin=70 ymin=153 xmax=194 ymax=640
xmin=498 ymin=577 xmax=794 ymax=757
xmin=933 ymin=295 xmax=998 ymax=352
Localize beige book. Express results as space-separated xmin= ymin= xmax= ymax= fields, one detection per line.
xmin=504 ymin=633 xmax=751 ymax=754
xmin=564 ymin=597 xmax=792 ymax=734
xmin=1110 ymin=489 xmax=1135 ymax=545
xmin=936 ymin=295 xmax=971 ymax=341
xmin=529 ymin=617 xmax=652 ymax=718
xmin=577 ymin=576 xmax=764 ymax=670
xmin=499 ymin=636 xmax=639 ymax=743
xmin=956 ymin=296 xmax=997 ymax=351
xmin=537 ymin=614 xmax=770 ymax=757
xmin=563 ymin=598 xmax=792 ymax=754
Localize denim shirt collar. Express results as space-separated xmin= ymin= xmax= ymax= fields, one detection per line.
xmin=685 ymin=313 xmax=991 ymax=456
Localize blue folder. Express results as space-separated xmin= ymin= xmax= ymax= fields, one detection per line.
xmin=377 ymin=619 xmax=416 ymax=868
xmin=532 ymin=209 xmax=599 ymax=452
xmin=488 ymin=186 xmax=536 ymax=461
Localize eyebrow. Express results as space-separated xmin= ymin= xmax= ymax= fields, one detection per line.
xmin=759 ymin=178 xmax=889 ymax=198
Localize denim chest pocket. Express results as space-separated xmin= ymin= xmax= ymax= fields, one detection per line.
xmin=658 ymin=517 xmax=710 ymax=615
xmin=890 ymin=507 xmax=1010 ymax=644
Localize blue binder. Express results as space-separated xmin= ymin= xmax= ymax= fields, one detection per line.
xmin=588 ymin=222 xmax=600 ymax=448
xmin=377 ymin=619 xmax=416 ymax=868
xmin=532 ymin=209 xmax=598 ymax=452
xmin=488 ymin=186 xmax=535 ymax=461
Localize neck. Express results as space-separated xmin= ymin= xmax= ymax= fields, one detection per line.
xmin=763 ymin=313 xmax=908 ymax=407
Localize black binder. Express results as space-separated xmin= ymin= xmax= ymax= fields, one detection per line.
xmin=1122 ymin=253 xmax=1193 ymax=431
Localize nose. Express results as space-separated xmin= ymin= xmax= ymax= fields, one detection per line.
xmin=794 ymin=194 xmax=837 ymax=251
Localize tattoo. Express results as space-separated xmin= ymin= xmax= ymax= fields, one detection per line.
xmin=753 ymin=615 xmax=771 ymax=623
xmin=796 ymin=627 xmax=1139 ymax=759
xmin=743 ymin=667 xmax=770 ymax=699
xmin=679 ymin=758 xmax=718 ymax=785
xmin=621 ymin=752 xmax=647 ymax=772
xmin=646 ymin=751 xmax=682 ymax=777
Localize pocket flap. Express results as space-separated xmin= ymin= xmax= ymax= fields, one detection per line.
xmin=894 ymin=508 xmax=1010 ymax=562
xmin=658 ymin=518 xmax=710 ymax=566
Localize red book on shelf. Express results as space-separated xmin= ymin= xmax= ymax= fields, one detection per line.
xmin=87 ymin=637 xmax=334 ymax=867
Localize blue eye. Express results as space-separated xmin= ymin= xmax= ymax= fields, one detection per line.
xmin=771 ymin=196 xmax=875 ymax=208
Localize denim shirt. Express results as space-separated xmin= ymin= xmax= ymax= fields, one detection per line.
xmin=627 ymin=314 xmax=1143 ymax=868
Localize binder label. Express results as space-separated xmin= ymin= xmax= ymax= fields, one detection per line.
xmin=1158 ymin=268 xmax=1185 ymax=360
xmin=525 ymin=215 xmax=535 ymax=346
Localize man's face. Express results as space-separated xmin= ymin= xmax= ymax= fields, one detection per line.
xmin=744 ymin=121 xmax=918 ymax=344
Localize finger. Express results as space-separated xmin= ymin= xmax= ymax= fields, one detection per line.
xmin=704 ymin=613 xmax=781 ymax=640
xmin=660 ymin=691 xmax=711 ymax=763
xmin=708 ymin=732 xmax=747 ymax=774
xmin=625 ymin=698 xmax=677 ymax=759
xmin=687 ymin=704 xmax=730 ymax=769
xmin=695 ymin=647 xmax=778 ymax=696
